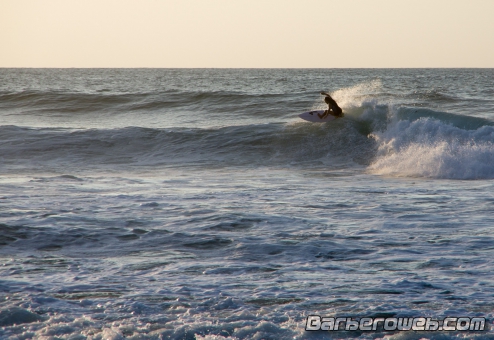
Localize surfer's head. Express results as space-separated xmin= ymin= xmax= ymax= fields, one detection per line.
xmin=324 ymin=96 xmax=331 ymax=104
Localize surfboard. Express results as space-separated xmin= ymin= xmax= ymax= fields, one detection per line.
xmin=299 ymin=110 xmax=337 ymax=123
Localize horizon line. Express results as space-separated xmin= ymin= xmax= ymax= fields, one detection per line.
xmin=2 ymin=67 xmax=494 ymax=70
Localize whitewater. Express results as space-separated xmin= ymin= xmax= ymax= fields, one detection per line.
xmin=0 ymin=68 xmax=493 ymax=339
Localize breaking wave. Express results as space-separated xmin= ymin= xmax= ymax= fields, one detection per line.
xmin=367 ymin=106 xmax=494 ymax=179
xmin=1 ymin=77 xmax=493 ymax=179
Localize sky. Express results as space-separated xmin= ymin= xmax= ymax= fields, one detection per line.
xmin=1 ymin=0 xmax=493 ymax=68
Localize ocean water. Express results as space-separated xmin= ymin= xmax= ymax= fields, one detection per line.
xmin=0 ymin=68 xmax=493 ymax=340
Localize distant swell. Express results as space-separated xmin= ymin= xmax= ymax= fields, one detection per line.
xmin=0 ymin=89 xmax=291 ymax=115
xmin=0 ymin=90 xmax=142 ymax=112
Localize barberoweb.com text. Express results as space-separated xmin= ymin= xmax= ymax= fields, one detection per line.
xmin=306 ymin=316 xmax=486 ymax=332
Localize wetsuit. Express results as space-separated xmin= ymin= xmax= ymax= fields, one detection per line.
xmin=325 ymin=96 xmax=343 ymax=117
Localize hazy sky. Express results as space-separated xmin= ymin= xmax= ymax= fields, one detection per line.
xmin=2 ymin=0 xmax=493 ymax=68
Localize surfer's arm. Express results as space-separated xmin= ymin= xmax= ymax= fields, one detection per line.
xmin=321 ymin=92 xmax=337 ymax=103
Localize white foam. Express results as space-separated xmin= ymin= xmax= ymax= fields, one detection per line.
xmin=369 ymin=114 xmax=494 ymax=179
xmin=332 ymin=79 xmax=384 ymax=109
xmin=312 ymin=79 xmax=384 ymax=113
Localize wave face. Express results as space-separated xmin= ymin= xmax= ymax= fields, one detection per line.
xmin=1 ymin=68 xmax=493 ymax=178
xmin=0 ymin=122 xmax=375 ymax=171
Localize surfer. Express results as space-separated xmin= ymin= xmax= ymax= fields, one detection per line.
xmin=318 ymin=92 xmax=343 ymax=119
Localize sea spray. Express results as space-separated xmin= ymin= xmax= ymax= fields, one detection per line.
xmin=368 ymin=110 xmax=494 ymax=179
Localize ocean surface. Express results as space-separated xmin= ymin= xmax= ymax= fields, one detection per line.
xmin=0 ymin=68 xmax=493 ymax=340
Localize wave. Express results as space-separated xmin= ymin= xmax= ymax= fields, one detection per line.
xmin=323 ymin=81 xmax=494 ymax=180
xmin=1 ymin=78 xmax=493 ymax=179
xmin=0 ymin=120 xmax=375 ymax=171
xmin=364 ymin=105 xmax=494 ymax=179
xmin=0 ymin=90 xmax=141 ymax=113
xmin=0 ymin=89 xmax=295 ymax=116
xmin=1 ymin=105 xmax=493 ymax=180
xmin=409 ymin=89 xmax=460 ymax=103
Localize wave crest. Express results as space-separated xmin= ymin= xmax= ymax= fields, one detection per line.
xmin=368 ymin=114 xmax=494 ymax=179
